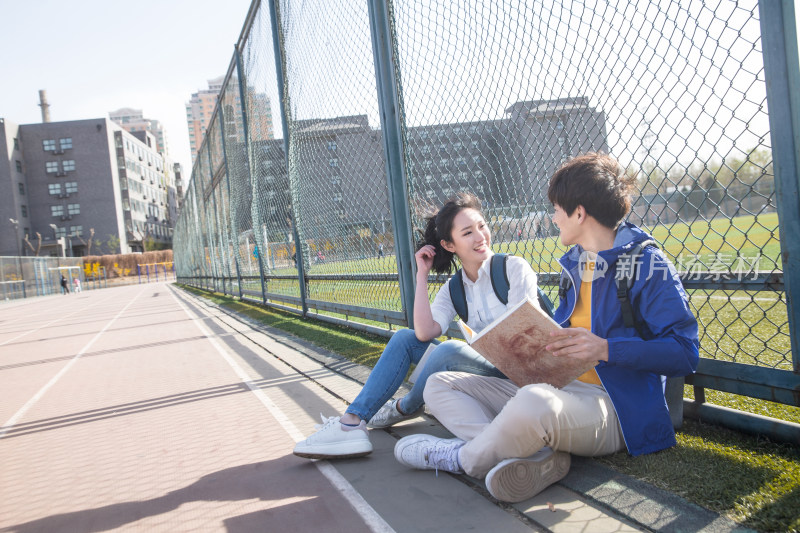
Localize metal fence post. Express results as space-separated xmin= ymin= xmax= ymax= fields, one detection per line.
xmin=268 ymin=0 xmax=309 ymax=316
xmin=759 ymin=0 xmax=800 ymax=372
xmin=234 ymin=46 xmax=269 ymax=306
xmin=218 ymin=96 xmax=245 ymax=300
xmin=368 ymin=0 xmax=416 ymax=327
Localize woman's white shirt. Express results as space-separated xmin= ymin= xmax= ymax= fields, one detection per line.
xmin=429 ymin=254 xmax=540 ymax=335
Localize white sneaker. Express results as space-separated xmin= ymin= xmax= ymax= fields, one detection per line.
xmin=293 ymin=415 xmax=373 ymax=459
xmin=484 ymin=448 xmax=571 ymax=502
xmin=367 ymin=399 xmax=423 ymax=429
xmin=394 ymin=434 xmax=465 ymax=474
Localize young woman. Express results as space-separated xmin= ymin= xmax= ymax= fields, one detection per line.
xmin=293 ymin=192 xmax=541 ymax=459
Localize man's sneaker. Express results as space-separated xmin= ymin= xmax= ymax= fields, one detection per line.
xmin=293 ymin=415 xmax=373 ymax=459
xmin=484 ymin=448 xmax=571 ymax=502
xmin=367 ymin=399 xmax=423 ymax=429
xmin=394 ymin=434 xmax=465 ymax=475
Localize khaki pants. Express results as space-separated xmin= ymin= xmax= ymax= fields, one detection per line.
xmin=424 ymin=372 xmax=626 ymax=478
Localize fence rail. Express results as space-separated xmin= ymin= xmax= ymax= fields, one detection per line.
xmin=174 ymin=0 xmax=800 ymax=443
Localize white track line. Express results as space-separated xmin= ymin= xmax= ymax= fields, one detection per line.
xmin=0 ymin=289 xmax=124 ymax=346
xmin=0 ymin=286 xmax=147 ymax=439
xmin=168 ymin=287 xmax=395 ymax=533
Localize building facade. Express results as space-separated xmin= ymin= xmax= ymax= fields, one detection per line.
xmin=0 ymin=118 xmax=179 ymax=256
xmin=109 ymin=107 xmax=169 ymax=156
xmin=186 ymin=77 xmax=224 ymax=164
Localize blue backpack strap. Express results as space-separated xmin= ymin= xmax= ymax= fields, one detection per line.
xmin=615 ymin=239 xmax=657 ymax=336
xmin=490 ymin=253 xmax=510 ymax=305
xmin=537 ymin=287 xmax=555 ymax=318
xmin=449 ymin=268 xmax=468 ymax=322
xmin=492 ymin=253 xmax=554 ymax=317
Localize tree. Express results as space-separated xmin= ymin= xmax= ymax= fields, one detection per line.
xmin=24 ymin=232 xmax=42 ymax=256
xmin=107 ymin=234 xmax=121 ymax=254
xmin=75 ymin=228 xmax=96 ymax=255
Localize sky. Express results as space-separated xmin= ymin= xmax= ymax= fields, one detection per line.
xmin=0 ymin=0 xmax=254 ymax=173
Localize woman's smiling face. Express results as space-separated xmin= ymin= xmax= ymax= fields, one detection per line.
xmin=441 ymin=208 xmax=492 ymax=266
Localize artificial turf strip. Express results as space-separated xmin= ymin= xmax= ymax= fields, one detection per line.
xmin=180 ymin=285 xmax=800 ymax=533
xmin=595 ymin=420 xmax=800 ymax=533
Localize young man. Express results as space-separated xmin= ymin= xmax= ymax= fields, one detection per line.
xmin=393 ymin=152 xmax=699 ymax=502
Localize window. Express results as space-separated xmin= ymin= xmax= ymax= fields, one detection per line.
xmin=46 ymin=161 xmax=59 ymax=173
xmin=333 ymin=194 xmax=342 ymax=203
xmin=419 ymin=130 xmax=429 ymax=139
xmin=328 ymin=141 xmax=337 ymax=151
xmin=472 ymin=141 xmax=480 ymax=150
xmin=70 ymin=225 xmax=83 ymax=237
xmin=473 ymin=155 xmax=481 ymax=164
xmin=65 ymin=182 xmax=78 ymax=193
xmin=329 ymin=158 xmax=338 ymax=167
xmin=421 ymin=145 xmax=430 ymax=154
xmin=453 ymin=142 xmax=463 ymax=150
xmin=13 ymin=138 xmax=19 ymax=150
xmin=21 ymin=205 xmax=27 ymax=218
xmin=18 ymin=183 xmax=25 ymax=195
xmin=51 ymin=205 xmax=64 ymax=217
xmin=330 ymin=177 xmax=341 ymax=186
xmin=440 ymin=159 xmax=450 ymax=168
xmin=425 ymin=175 xmax=434 ymax=183
xmin=15 ymin=160 xmax=22 ymax=173
xmin=469 ymin=125 xmax=478 ymax=134
xmin=49 ymin=183 xmax=62 ymax=195
xmin=556 ymin=119 xmax=565 ymax=130
xmin=55 ymin=227 xmax=66 ymax=238
xmin=60 ymin=138 xmax=73 ymax=150
xmin=453 ymin=126 xmax=462 ymax=135
xmin=62 ymin=160 xmax=76 ymax=172
xmin=43 ymin=139 xmax=56 ymax=151
xmin=456 ymin=157 xmax=466 ymax=166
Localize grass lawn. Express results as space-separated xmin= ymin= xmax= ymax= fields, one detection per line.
xmin=178 ymin=285 xmax=799 ymax=532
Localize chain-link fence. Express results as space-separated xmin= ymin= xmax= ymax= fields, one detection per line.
xmin=0 ymin=256 xmax=88 ymax=298
xmin=173 ymin=0 xmax=800 ymax=440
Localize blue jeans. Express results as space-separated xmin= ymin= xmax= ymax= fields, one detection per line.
xmin=345 ymin=329 xmax=506 ymax=421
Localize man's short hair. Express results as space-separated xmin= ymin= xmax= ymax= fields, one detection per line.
xmin=547 ymin=152 xmax=636 ymax=229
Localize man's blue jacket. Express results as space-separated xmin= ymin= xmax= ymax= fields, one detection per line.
xmin=553 ymin=222 xmax=699 ymax=456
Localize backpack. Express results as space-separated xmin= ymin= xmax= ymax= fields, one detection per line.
xmin=557 ymin=240 xmax=657 ymax=338
xmin=449 ymin=253 xmax=555 ymax=322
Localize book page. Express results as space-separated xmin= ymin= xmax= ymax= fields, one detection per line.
xmin=457 ymin=321 xmax=475 ymax=342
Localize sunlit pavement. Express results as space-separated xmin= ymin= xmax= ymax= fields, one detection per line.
xmin=0 ymin=283 xmax=742 ymax=532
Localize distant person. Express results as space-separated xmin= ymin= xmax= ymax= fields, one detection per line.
xmin=394 ymin=153 xmax=699 ymax=503
xmin=73 ymin=277 xmax=82 ymax=293
xmin=378 ymin=243 xmax=384 ymax=258
xmin=293 ymin=192 xmax=541 ymax=460
xmin=60 ymin=275 xmax=69 ymax=295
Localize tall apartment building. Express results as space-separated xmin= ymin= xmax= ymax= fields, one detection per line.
xmin=0 ymin=117 xmax=179 ymax=256
xmin=188 ymin=76 xmax=274 ymax=164
xmin=185 ymin=77 xmax=224 ymax=163
xmin=109 ymin=108 xmax=169 ymax=156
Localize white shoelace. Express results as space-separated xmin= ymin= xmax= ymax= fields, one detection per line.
xmin=425 ymin=440 xmax=462 ymax=476
xmin=314 ymin=414 xmax=340 ymax=430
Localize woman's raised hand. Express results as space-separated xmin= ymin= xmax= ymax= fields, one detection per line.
xmin=415 ymin=244 xmax=436 ymax=275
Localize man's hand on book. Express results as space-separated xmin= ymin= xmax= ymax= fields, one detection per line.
xmin=546 ymin=328 xmax=609 ymax=363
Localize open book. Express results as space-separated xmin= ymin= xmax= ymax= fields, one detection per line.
xmin=458 ymin=298 xmax=596 ymax=388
